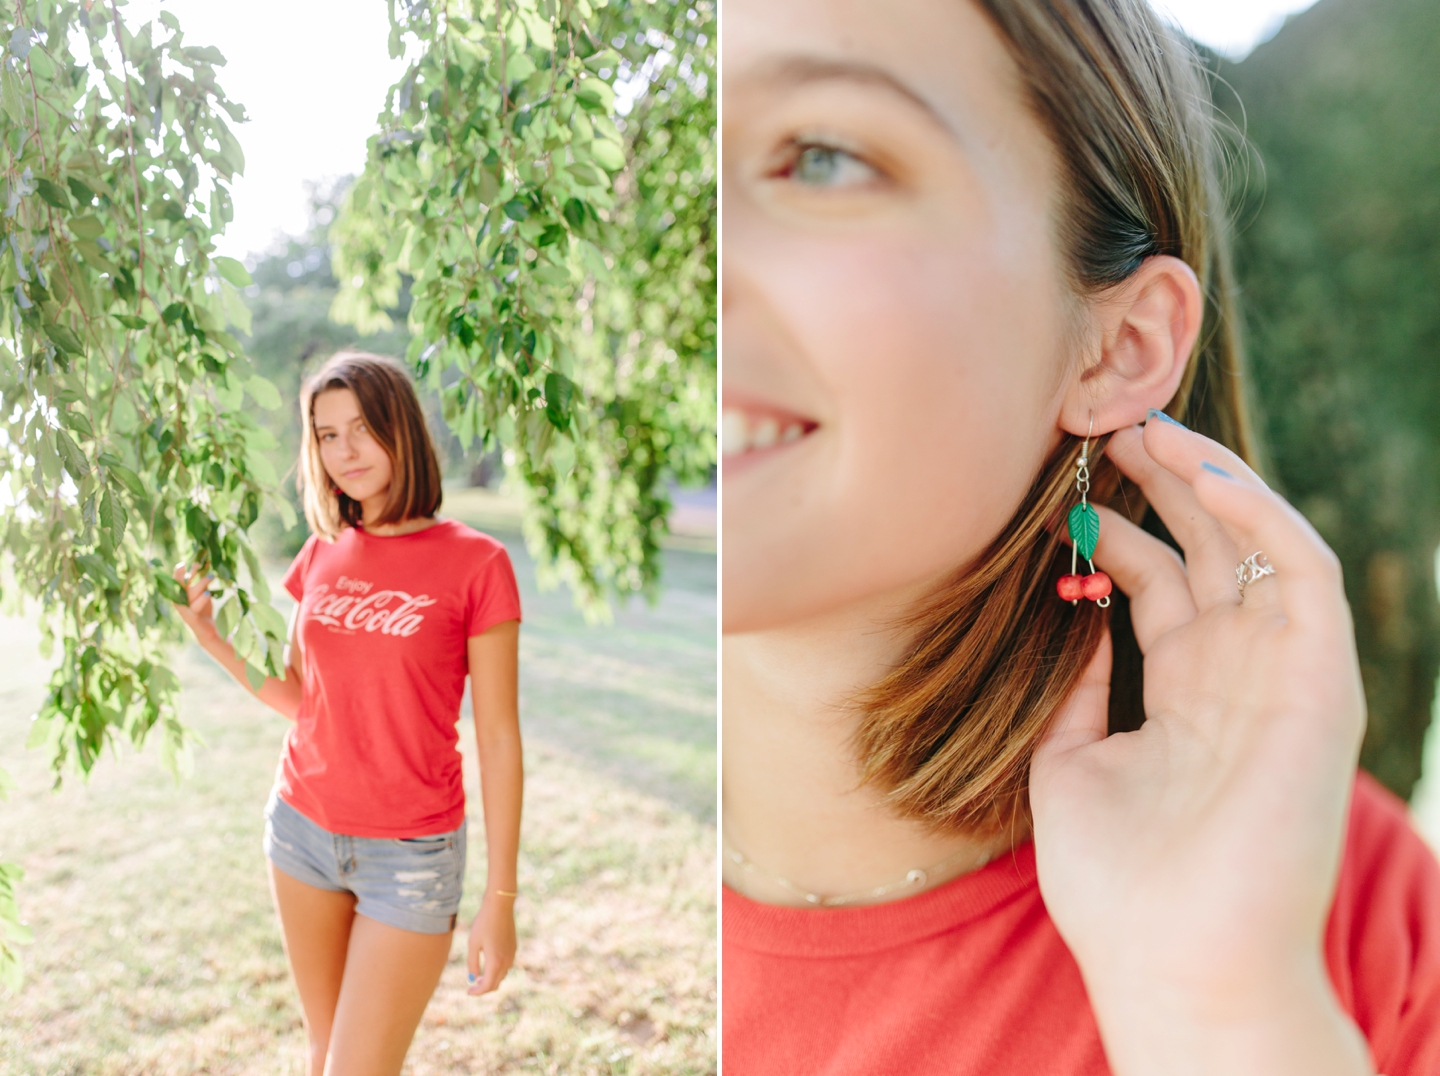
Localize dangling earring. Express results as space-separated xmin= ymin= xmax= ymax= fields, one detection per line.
xmin=1057 ymin=414 xmax=1111 ymax=608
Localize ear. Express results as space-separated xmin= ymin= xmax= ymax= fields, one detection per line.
xmin=1058 ymin=254 xmax=1203 ymax=437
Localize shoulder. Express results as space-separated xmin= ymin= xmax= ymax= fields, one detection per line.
xmin=283 ymin=532 xmax=324 ymax=591
xmin=431 ymin=518 xmax=512 ymax=560
xmin=1343 ymin=770 xmax=1435 ymax=884
xmin=1327 ymin=771 xmax=1440 ymax=1071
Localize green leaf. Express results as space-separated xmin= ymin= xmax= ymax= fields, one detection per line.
xmin=503 ymin=199 xmax=529 ymax=221
xmin=75 ymin=240 xmax=117 ymax=274
xmin=69 ymin=215 xmax=104 ymax=240
xmin=112 ymin=314 xmax=147 ymax=330
xmin=253 ymin=601 xmax=287 ymax=640
xmin=214 ymin=256 xmax=252 ymax=287
xmin=99 ymin=488 xmax=127 ymax=546
xmin=54 ymin=429 xmax=89 ymax=479
xmin=34 ymin=177 xmax=71 ymax=211
xmin=43 ymin=322 xmax=84 ymax=354
xmin=24 ymin=716 xmax=52 ymax=751
xmin=1067 ymin=502 xmax=1101 ymax=562
xmin=105 ymin=461 xmax=146 ymax=500
xmin=246 ymin=376 xmax=282 ymax=411
xmin=182 ymin=45 xmax=227 ymax=66
xmin=63 ymin=410 xmax=94 ymax=438
xmin=154 ymin=571 xmax=188 ymax=606
xmin=214 ymin=593 xmax=240 ymax=640
xmin=575 ymin=78 xmax=615 ymax=113
xmin=588 ymin=139 xmax=625 ymax=172
xmin=566 ymin=162 xmax=604 ymax=187
xmin=544 ymin=372 xmax=575 ymax=430
xmin=244 ymin=662 xmax=267 ymax=692
xmin=66 ymin=176 xmax=96 ymax=205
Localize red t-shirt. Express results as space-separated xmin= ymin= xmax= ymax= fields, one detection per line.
xmin=723 ymin=772 xmax=1440 ymax=1075
xmin=278 ymin=519 xmax=521 ymax=838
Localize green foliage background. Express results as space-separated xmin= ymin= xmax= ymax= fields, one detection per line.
xmin=333 ymin=0 xmax=716 ymax=608
xmin=1219 ymin=0 xmax=1440 ymax=799
xmin=0 ymin=0 xmax=292 ymax=991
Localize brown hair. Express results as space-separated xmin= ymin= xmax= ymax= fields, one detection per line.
xmin=853 ymin=0 xmax=1260 ymax=833
xmin=298 ymin=351 xmax=443 ymax=539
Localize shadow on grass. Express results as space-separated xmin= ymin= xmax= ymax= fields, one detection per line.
xmin=495 ymin=532 xmax=717 ymax=824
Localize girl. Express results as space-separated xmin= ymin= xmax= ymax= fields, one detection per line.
xmin=722 ymin=1 xmax=1440 ymax=1074
xmin=175 ymin=351 xmax=523 ymax=1075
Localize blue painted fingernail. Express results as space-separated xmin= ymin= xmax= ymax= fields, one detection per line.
xmin=468 ymin=972 xmax=477 ymax=983
xmin=1200 ymin=461 xmax=1234 ymax=479
xmin=1146 ymin=408 xmax=1187 ymax=429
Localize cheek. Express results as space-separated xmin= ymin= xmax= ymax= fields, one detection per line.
xmin=363 ymin=442 xmax=394 ymax=485
xmin=726 ymin=223 xmax=1066 ymax=628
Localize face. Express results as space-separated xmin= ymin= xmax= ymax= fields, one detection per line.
xmin=723 ymin=0 xmax=1078 ymax=633
xmin=312 ymin=388 xmax=393 ymax=506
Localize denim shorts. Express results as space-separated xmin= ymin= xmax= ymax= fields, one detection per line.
xmin=262 ymin=790 xmax=466 ymax=935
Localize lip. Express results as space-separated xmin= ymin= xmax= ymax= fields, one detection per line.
xmin=341 ymin=467 xmax=370 ymax=480
xmin=722 ymin=394 xmax=819 ymax=480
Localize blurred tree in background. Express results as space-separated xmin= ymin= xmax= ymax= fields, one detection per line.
xmin=1219 ymin=0 xmax=1440 ymax=799
xmin=333 ymin=0 xmax=716 ymax=611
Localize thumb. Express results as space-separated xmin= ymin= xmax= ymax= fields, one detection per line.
xmin=466 ymin=926 xmax=483 ymax=991
xmin=1032 ymin=628 xmax=1113 ymax=767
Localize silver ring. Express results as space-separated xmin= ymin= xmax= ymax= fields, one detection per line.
xmin=1236 ymin=551 xmax=1275 ymax=599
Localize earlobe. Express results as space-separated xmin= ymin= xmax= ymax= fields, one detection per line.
xmin=1058 ymin=254 xmax=1203 ymax=437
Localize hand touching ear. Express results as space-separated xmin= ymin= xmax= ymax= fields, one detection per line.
xmin=1030 ymin=417 xmax=1370 ymax=1076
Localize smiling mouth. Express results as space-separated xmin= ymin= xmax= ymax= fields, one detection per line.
xmin=721 ymin=405 xmax=818 ymax=458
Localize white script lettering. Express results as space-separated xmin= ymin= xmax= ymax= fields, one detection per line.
xmin=307 ymin=582 xmax=436 ymax=637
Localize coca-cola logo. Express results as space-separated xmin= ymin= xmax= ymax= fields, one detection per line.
xmin=305 ymin=580 xmax=436 ymax=637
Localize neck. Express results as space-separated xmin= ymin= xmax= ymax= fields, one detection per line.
xmin=358 ymin=494 xmax=435 ymax=536
xmin=723 ymin=586 xmax=1023 ymax=909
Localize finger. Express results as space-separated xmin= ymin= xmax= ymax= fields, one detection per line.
xmin=1139 ymin=417 xmax=1295 ymax=617
xmin=1191 ymin=465 xmax=1348 ymax=628
xmin=1142 ymin=409 xmax=1265 ymax=485
xmin=1032 ymin=629 xmax=1113 ymax=766
xmin=475 ymin=956 xmax=508 ymax=995
xmin=466 ymin=932 xmax=482 ymax=988
xmin=1107 ymin=424 xmax=1241 ymax=610
xmin=1090 ymin=505 xmax=1196 ymax=651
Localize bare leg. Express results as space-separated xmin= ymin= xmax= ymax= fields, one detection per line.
xmin=324 ymin=913 xmax=453 ymax=1076
xmin=269 ymin=863 xmax=358 ymax=1076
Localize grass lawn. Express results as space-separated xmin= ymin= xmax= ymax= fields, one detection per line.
xmin=0 ymin=527 xmax=716 ymax=1076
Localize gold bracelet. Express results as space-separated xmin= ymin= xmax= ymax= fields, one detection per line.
xmin=492 ymin=889 xmax=518 ymax=898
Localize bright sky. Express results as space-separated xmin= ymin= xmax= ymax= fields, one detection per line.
xmin=1155 ymin=0 xmax=1322 ymax=59
xmin=111 ymin=2 xmax=1322 ymax=262
xmin=124 ymin=0 xmax=406 ymax=260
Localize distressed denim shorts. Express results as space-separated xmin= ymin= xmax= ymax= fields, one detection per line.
xmin=262 ymin=789 xmax=467 ymax=935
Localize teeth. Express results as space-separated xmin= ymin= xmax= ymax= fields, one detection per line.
xmin=752 ymin=416 xmax=778 ymax=449
xmin=721 ymin=409 xmax=747 ymax=457
xmin=721 ymin=407 xmax=810 ymax=457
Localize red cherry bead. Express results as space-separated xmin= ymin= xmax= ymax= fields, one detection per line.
xmin=1057 ymin=574 xmax=1085 ymax=602
xmin=1082 ymin=572 xmax=1112 ymax=600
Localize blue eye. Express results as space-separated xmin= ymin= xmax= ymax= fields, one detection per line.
xmin=791 ymin=144 xmax=878 ymax=187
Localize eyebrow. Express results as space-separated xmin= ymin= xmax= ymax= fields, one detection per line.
xmin=751 ymin=55 xmax=956 ymax=138
xmin=313 ymin=416 xmax=363 ymax=432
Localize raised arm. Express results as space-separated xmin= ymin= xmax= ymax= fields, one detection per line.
xmin=465 ymin=617 xmax=523 ymax=995
xmin=171 ymin=566 xmax=305 ymax=721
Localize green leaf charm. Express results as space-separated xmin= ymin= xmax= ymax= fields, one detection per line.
xmin=1068 ymin=502 xmax=1101 ymax=561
